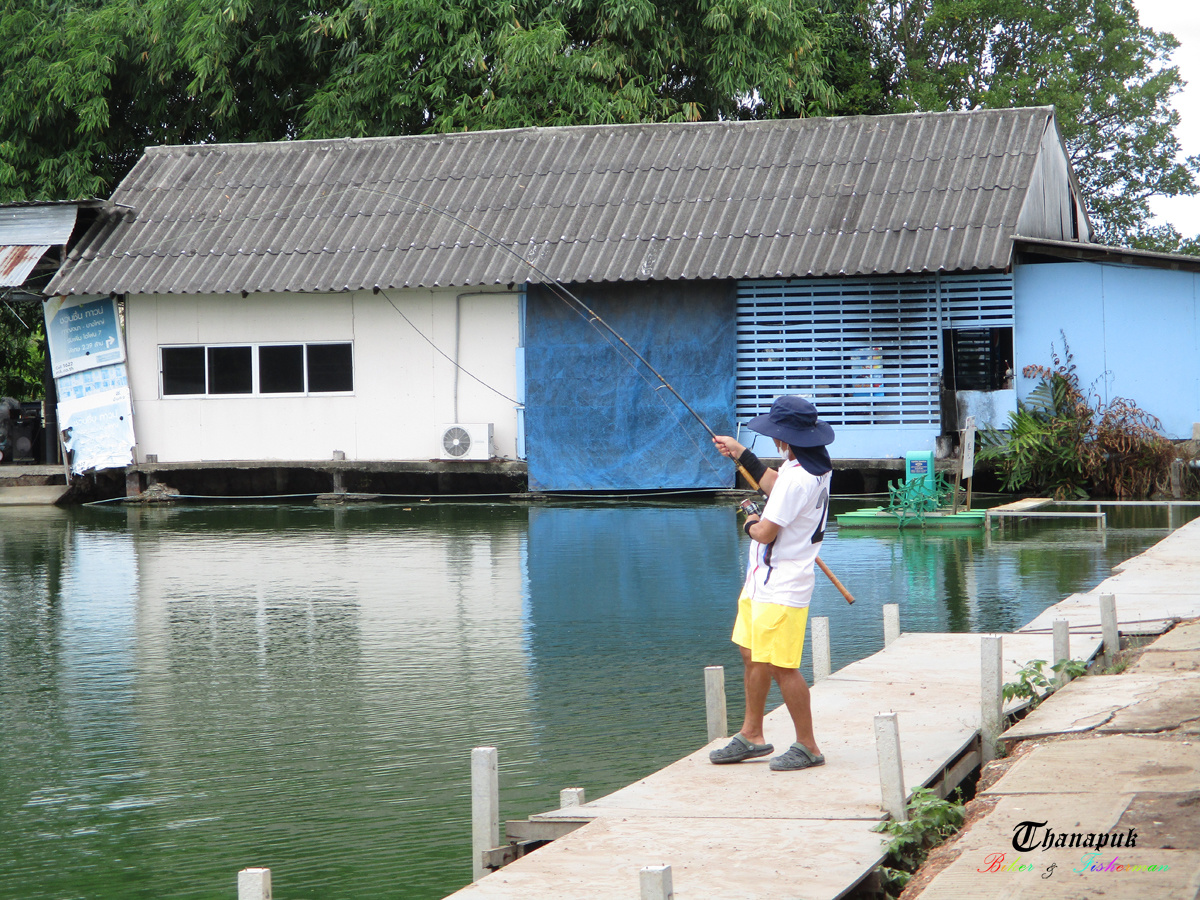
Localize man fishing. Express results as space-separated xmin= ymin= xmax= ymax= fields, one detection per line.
xmin=709 ymin=396 xmax=834 ymax=771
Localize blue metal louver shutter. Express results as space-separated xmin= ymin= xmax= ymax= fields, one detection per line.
xmin=736 ymin=274 xmax=1013 ymax=457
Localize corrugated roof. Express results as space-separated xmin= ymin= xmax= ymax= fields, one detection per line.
xmin=0 ymin=245 xmax=51 ymax=287
xmin=50 ymin=109 xmax=1058 ymax=296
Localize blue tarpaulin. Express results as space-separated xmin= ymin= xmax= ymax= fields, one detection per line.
xmin=525 ymin=282 xmax=736 ymax=491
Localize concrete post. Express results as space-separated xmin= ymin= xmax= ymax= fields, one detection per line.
xmin=874 ymin=712 xmax=907 ymax=822
xmin=811 ymin=617 xmax=831 ymax=683
xmin=1052 ymin=619 xmax=1070 ymax=687
xmin=639 ymin=865 xmax=674 ymax=900
xmin=560 ymin=787 xmax=585 ymax=809
xmin=471 ymin=747 xmax=499 ymax=882
xmin=1100 ymin=594 xmax=1119 ymax=668
xmin=980 ymin=635 xmax=1003 ymax=764
xmin=1171 ymin=459 xmax=1184 ymax=499
xmin=883 ymin=604 xmax=900 ymax=647
xmin=238 ymin=868 xmax=272 ymax=900
xmin=704 ymin=666 xmax=727 ymax=743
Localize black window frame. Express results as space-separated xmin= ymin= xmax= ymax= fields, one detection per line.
xmin=159 ymin=342 xmax=354 ymax=397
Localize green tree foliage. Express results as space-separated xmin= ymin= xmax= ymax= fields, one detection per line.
xmin=979 ymin=337 xmax=1176 ymax=499
xmin=0 ymin=0 xmax=1195 ymax=251
xmin=0 ymin=301 xmax=45 ymax=399
xmin=0 ymin=0 xmax=837 ymax=202
xmin=847 ymin=0 xmax=1200 ymax=247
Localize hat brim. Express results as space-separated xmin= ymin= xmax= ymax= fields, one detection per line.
xmin=746 ymin=414 xmax=835 ymax=447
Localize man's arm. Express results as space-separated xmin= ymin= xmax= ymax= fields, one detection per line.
xmin=712 ymin=435 xmax=778 ymax=494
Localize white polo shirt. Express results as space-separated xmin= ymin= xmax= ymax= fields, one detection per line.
xmin=743 ymin=457 xmax=832 ymax=608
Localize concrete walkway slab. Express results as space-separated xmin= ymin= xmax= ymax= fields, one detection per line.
xmin=984 ymin=735 xmax=1200 ymax=796
xmin=1002 ymin=673 xmax=1200 ymax=741
xmin=449 ymin=816 xmax=887 ymax=900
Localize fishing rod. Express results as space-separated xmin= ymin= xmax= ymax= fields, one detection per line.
xmin=354 ymin=184 xmax=855 ymax=603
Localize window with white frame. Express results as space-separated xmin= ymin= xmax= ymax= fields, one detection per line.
xmin=160 ymin=343 xmax=354 ymax=396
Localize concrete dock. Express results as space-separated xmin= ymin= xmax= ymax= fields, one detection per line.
xmin=448 ymin=514 xmax=1200 ymax=900
xmin=906 ymin=523 xmax=1200 ymax=900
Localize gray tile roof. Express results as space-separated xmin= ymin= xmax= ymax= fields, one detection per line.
xmin=50 ymin=108 xmax=1059 ymax=296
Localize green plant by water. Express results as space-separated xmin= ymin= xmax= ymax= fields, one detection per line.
xmin=873 ymin=787 xmax=966 ymax=896
xmin=1002 ymin=658 xmax=1088 ymax=709
xmin=979 ymin=336 xmax=1176 ymax=499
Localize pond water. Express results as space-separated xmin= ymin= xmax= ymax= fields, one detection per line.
xmin=1 ymin=499 xmax=1194 ymax=900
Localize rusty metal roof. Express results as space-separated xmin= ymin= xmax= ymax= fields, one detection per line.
xmin=50 ymin=108 xmax=1062 ymax=296
xmin=0 ymin=245 xmax=51 ymax=288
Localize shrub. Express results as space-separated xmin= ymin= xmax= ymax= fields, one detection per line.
xmin=979 ymin=337 xmax=1174 ymax=499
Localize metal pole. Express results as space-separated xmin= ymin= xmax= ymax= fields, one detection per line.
xmin=704 ymin=666 xmax=727 ymax=743
xmin=471 ymin=747 xmax=499 ymax=882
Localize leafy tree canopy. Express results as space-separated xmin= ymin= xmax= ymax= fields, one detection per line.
xmin=0 ymin=0 xmax=1196 ymax=251
xmin=844 ymin=0 xmax=1200 ymax=248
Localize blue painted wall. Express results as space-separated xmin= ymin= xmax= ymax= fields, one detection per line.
xmin=524 ymin=282 xmax=737 ymax=490
xmin=1014 ymin=261 xmax=1200 ymax=438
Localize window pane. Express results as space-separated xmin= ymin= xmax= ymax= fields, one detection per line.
xmin=259 ymin=345 xmax=304 ymax=393
xmin=162 ymin=347 xmax=205 ymax=395
xmin=207 ymin=346 xmax=252 ymax=394
xmin=307 ymin=343 xmax=353 ymax=392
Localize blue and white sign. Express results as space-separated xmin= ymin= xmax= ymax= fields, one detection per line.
xmin=58 ymin=388 xmax=135 ymax=475
xmin=44 ymin=295 xmax=126 ymax=377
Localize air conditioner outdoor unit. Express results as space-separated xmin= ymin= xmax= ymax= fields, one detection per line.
xmin=439 ymin=424 xmax=494 ymax=461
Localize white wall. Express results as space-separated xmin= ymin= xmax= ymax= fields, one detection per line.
xmin=124 ymin=289 xmax=521 ymax=462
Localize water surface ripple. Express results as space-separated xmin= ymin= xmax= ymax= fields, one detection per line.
xmin=0 ymin=500 xmax=1192 ymax=899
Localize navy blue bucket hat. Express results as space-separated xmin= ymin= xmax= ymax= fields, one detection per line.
xmin=746 ymin=396 xmax=835 ymax=447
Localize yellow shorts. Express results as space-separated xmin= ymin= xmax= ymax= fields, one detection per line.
xmin=731 ymin=590 xmax=809 ymax=669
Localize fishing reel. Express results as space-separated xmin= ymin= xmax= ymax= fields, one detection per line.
xmin=739 ymin=498 xmax=762 ymax=518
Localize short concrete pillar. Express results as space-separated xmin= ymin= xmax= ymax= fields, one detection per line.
xmin=1052 ymin=619 xmax=1071 ymax=686
xmin=704 ymin=666 xmax=727 ymax=743
xmin=124 ymin=467 xmax=142 ymax=498
xmin=883 ymin=604 xmax=900 ymax=647
xmin=980 ymin=635 xmax=1003 ymax=764
xmin=874 ymin=712 xmax=907 ymax=822
xmin=471 ymin=747 xmax=499 ymax=882
xmin=1100 ymin=594 xmax=1119 ymax=667
xmin=639 ymin=864 xmax=674 ymax=900
xmin=560 ymin=787 xmax=585 ymax=808
xmin=1171 ymin=458 xmax=1184 ymax=499
xmin=238 ymin=868 xmax=272 ymax=900
xmin=811 ymin=616 xmax=831 ymax=683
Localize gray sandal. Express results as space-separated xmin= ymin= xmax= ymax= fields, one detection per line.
xmin=709 ymin=734 xmax=774 ymax=764
xmin=769 ymin=742 xmax=825 ymax=771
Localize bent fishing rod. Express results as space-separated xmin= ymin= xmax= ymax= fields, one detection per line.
xmin=355 ymin=185 xmax=855 ymax=604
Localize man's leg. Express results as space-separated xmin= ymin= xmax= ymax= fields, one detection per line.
xmin=737 ymin=645 xmax=773 ymax=745
xmin=771 ymin=665 xmax=820 ymax=756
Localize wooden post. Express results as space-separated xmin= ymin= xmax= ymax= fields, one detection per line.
xmin=471 ymin=747 xmax=499 ymax=882
xmin=238 ymin=868 xmax=272 ymax=900
xmin=1100 ymin=594 xmax=1119 ymax=668
xmin=811 ymin=617 xmax=831 ymax=683
xmin=560 ymin=787 xmax=585 ymax=809
xmin=639 ymin=865 xmax=674 ymax=900
xmin=704 ymin=666 xmax=727 ymax=743
xmin=883 ymin=604 xmax=900 ymax=648
xmin=874 ymin=712 xmax=907 ymax=822
xmin=1052 ymin=619 xmax=1070 ymax=687
xmin=980 ymin=635 xmax=1003 ymax=764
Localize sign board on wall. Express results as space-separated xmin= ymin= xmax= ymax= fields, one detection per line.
xmin=43 ymin=294 xmax=126 ymax=377
xmin=43 ymin=297 xmax=135 ymax=474
xmin=962 ymin=415 xmax=977 ymax=479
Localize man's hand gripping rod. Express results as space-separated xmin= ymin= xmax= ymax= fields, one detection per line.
xmin=736 ymin=460 xmax=856 ymax=605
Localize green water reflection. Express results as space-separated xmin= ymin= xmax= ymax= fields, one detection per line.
xmin=0 ymin=500 xmax=1193 ymax=899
